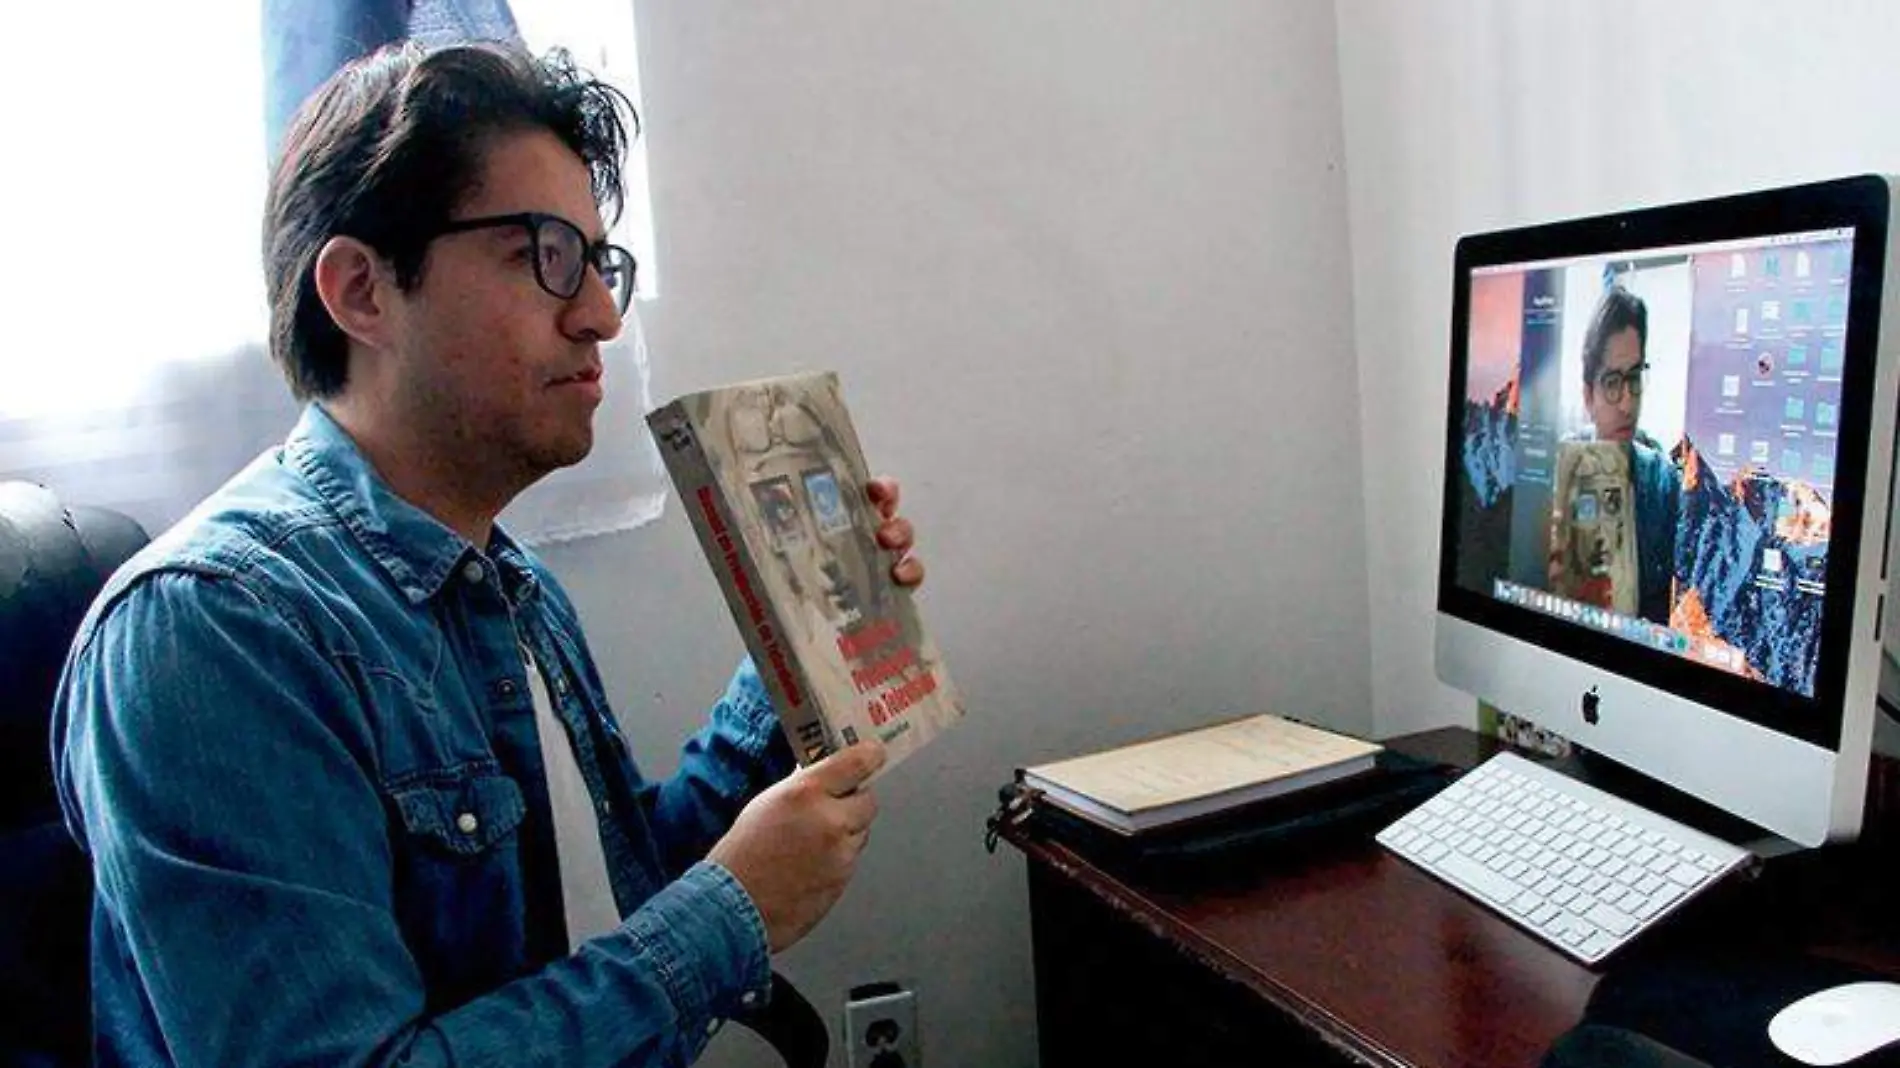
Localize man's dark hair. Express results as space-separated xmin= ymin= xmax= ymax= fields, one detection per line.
xmin=1581 ymin=285 xmax=1648 ymax=389
xmin=264 ymin=42 xmax=635 ymax=399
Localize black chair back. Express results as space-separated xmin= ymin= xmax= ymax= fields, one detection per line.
xmin=0 ymin=483 xmax=148 ymax=1068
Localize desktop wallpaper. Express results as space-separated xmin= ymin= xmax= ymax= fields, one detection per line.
xmin=1451 ymin=237 xmax=1854 ymax=700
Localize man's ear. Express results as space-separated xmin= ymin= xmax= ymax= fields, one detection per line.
xmin=312 ymin=236 xmax=397 ymax=350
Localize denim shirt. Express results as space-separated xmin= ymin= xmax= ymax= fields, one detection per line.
xmin=51 ymin=404 xmax=797 ymax=1068
xmin=1629 ymin=438 xmax=1682 ymax=627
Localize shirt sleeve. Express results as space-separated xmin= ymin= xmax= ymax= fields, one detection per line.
xmin=637 ymin=658 xmax=799 ymax=876
xmin=54 ymin=571 xmax=770 ymax=1068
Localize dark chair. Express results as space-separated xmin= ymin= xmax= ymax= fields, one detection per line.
xmin=0 ymin=482 xmax=149 ymax=1068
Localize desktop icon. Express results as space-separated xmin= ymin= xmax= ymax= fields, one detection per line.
xmin=1731 ymin=253 xmax=1748 ymax=279
xmin=1796 ymin=250 xmax=1812 ymax=278
xmin=1821 ymin=339 xmax=1844 ymax=374
xmin=1736 ymin=307 xmax=1751 ymax=336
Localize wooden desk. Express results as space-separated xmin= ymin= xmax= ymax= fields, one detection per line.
xmin=998 ymin=729 xmax=1900 ymax=1068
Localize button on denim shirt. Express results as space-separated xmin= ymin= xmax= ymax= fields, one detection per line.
xmin=52 ymin=404 xmax=796 ymax=1067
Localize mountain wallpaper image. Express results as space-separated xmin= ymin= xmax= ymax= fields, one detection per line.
xmin=1671 ymin=440 xmax=1827 ymax=696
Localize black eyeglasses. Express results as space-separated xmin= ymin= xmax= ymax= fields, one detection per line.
xmin=430 ymin=212 xmax=637 ymax=316
xmin=1595 ymin=362 xmax=1650 ymax=403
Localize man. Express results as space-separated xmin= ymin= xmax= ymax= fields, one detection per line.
xmin=1566 ymin=285 xmax=1680 ymax=625
xmin=52 ymin=42 xmax=924 ymax=1067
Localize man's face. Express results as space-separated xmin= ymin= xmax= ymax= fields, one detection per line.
xmin=1584 ymin=326 xmax=1645 ymax=443
xmin=382 ymin=128 xmax=623 ymax=480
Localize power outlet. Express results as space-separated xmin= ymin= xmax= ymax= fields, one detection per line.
xmin=843 ymin=981 xmax=920 ymax=1068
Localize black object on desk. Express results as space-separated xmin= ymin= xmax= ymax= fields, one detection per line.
xmin=1547 ymin=949 xmax=1900 ymax=1068
xmin=990 ymin=749 xmax=1460 ymax=885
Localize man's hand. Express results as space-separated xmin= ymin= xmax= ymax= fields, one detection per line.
xmin=866 ymin=477 xmax=924 ymax=588
xmin=707 ymin=740 xmax=887 ymax=953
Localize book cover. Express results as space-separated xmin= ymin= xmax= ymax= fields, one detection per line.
xmin=1020 ymin=713 xmax=1383 ymax=835
xmin=1549 ymin=441 xmax=1639 ymax=613
xmin=647 ymin=371 xmax=964 ymax=773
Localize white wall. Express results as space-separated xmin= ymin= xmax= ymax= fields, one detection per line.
xmin=1336 ymin=0 xmax=1900 ymax=741
xmin=539 ymin=3 xmax=1367 ymax=1066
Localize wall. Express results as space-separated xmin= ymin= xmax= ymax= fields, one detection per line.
xmin=537 ymin=2 xmax=1367 ymax=1065
xmin=1336 ymin=0 xmax=1900 ymax=748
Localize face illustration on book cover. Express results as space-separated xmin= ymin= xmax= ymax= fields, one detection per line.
xmin=1549 ymin=441 xmax=1639 ymax=613
xmin=708 ymin=381 xmax=946 ymax=750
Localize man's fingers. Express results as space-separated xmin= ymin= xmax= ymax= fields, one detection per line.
xmin=875 ymin=517 xmax=914 ymax=551
xmin=891 ymin=555 xmax=925 ymax=587
xmin=810 ymin=738 xmax=888 ymax=796
xmin=866 ymin=477 xmax=901 ymax=520
xmin=835 ymin=790 xmax=879 ymax=834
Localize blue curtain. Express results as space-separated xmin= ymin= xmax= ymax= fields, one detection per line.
xmin=263 ymin=0 xmax=521 ymax=157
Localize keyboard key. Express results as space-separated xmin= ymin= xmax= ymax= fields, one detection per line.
xmin=1580 ymin=931 xmax=1616 ymax=959
xmin=1530 ymin=904 xmax=1562 ymax=927
xmin=1580 ymin=896 xmax=1641 ymax=931
xmin=1666 ymin=862 xmax=1708 ymax=888
xmin=1433 ymin=851 xmax=1526 ymax=906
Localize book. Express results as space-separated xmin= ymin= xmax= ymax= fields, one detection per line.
xmin=646 ymin=371 xmax=965 ymax=773
xmin=1019 ymin=713 xmax=1383 ymax=835
xmin=1549 ymin=440 xmax=1639 ymax=613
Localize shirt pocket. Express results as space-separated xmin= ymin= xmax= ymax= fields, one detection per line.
xmin=386 ymin=766 xmax=533 ymax=1007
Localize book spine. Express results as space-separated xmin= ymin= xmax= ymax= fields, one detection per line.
xmin=648 ymin=401 xmax=838 ymax=764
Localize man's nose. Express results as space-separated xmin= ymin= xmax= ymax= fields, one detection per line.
xmin=561 ymin=266 xmax=625 ymax=343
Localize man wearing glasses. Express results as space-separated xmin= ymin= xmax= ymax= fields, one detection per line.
xmin=52 ymin=42 xmax=923 ymax=1067
xmin=1559 ymin=286 xmax=1682 ymax=626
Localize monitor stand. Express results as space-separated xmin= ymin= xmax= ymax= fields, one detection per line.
xmin=1561 ymin=744 xmax=1810 ymax=860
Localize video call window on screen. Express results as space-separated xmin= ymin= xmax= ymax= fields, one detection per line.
xmin=1452 ymin=228 xmax=1856 ymax=701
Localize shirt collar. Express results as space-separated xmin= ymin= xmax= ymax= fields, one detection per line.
xmin=283 ymin=404 xmax=538 ymax=605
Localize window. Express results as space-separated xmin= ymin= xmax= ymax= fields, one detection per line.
xmin=0 ymin=0 xmax=664 ymax=543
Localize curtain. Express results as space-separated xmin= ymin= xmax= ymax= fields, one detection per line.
xmin=0 ymin=0 xmax=663 ymax=546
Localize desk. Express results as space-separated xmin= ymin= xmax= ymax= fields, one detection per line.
xmin=998 ymin=729 xmax=1900 ymax=1068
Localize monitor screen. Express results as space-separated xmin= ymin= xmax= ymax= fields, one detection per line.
xmin=1439 ymin=177 xmax=1893 ymax=772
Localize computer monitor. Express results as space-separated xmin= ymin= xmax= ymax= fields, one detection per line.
xmin=1437 ymin=175 xmax=1899 ymax=847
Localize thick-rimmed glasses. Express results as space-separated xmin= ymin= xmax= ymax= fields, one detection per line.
xmin=431 ymin=212 xmax=636 ymax=316
xmin=1595 ymin=362 xmax=1650 ymax=403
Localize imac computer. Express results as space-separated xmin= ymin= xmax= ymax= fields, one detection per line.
xmin=1381 ymin=175 xmax=1899 ymax=962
